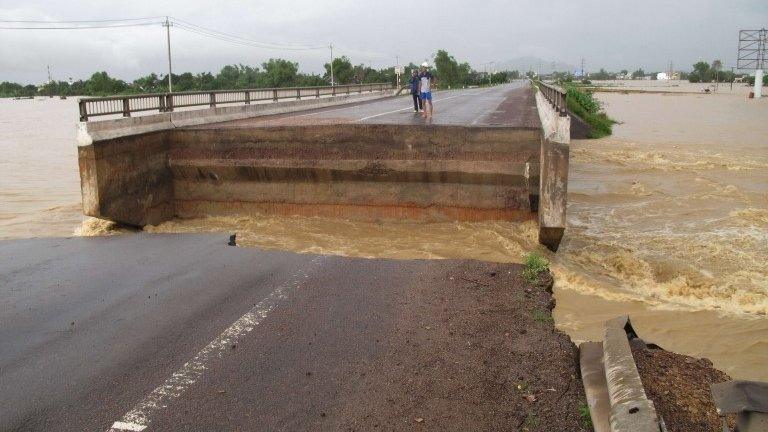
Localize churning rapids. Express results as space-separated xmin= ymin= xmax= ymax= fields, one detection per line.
xmin=1 ymin=83 xmax=766 ymax=380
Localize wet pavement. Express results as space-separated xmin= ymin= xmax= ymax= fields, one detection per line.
xmin=0 ymin=233 xmax=554 ymax=431
xmin=196 ymin=81 xmax=540 ymax=129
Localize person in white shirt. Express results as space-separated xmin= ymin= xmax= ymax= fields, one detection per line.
xmin=417 ymin=62 xmax=435 ymax=118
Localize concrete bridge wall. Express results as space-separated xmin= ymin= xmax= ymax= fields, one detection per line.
xmin=78 ymin=124 xmax=543 ymax=226
xmin=534 ymin=88 xmax=570 ymax=250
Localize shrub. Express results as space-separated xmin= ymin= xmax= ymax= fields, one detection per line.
xmin=562 ymin=82 xmax=615 ymax=138
xmin=521 ymin=252 xmax=549 ymax=282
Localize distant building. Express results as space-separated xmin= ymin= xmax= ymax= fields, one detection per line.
xmin=657 ymin=72 xmax=670 ymax=80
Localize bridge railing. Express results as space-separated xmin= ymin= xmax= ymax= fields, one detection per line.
xmin=78 ymin=83 xmax=393 ymax=122
xmin=534 ymin=80 xmax=568 ymax=117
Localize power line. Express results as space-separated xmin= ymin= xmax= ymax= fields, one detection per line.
xmin=169 ymin=17 xmax=325 ymax=50
xmin=0 ymin=16 xmax=327 ymax=50
xmin=0 ymin=22 xmax=161 ymax=30
xmin=0 ymin=16 xmax=163 ymax=24
xmin=172 ymin=22 xmax=325 ymax=51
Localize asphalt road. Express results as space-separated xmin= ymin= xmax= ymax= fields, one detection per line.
xmin=202 ymin=81 xmax=540 ymax=129
xmin=0 ymin=234 xmax=457 ymax=431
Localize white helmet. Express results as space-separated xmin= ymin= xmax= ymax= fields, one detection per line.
xmin=421 ymin=62 xmax=429 ymax=68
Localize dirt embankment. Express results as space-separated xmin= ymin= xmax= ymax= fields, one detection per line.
xmin=331 ymin=261 xmax=590 ymax=431
xmin=634 ymin=346 xmax=734 ymax=432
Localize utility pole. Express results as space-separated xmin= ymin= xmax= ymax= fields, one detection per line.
xmin=164 ymin=17 xmax=173 ymax=93
xmin=396 ymin=55 xmax=400 ymax=88
xmin=489 ymin=61 xmax=495 ymax=85
xmin=47 ymin=65 xmax=53 ymax=98
xmin=580 ymin=58 xmax=585 ymax=79
xmin=329 ymin=44 xmax=335 ymax=86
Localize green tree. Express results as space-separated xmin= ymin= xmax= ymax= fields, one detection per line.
xmin=260 ymin=58 xmax=298 ymax=87
xmin=235 ymin=65 xmax=260 ymax=88
xmin=84 ymin=71 xmax=127 ymax=95
xmin=631 ymin=68 xmax=645 ymax=79
xmin=297 ymin=73 xmax=327 ymax=87
xmin=173 ymin=72 xmax=198 ymax=92
xmin=434 ymin=49 xmax=462 ymax=88
xmin=196 ymin=72 xmax=217 ymax=90
xmin=457 ymin=62 xmax=472 ymax=86
xmin=690 ymin=61 xmax=711 ymax=83
xmin=132 ymin=73 xmax=162 ymax=93
xmin=591 ymin=68 xmax=614 ymax=80
xmin=216 ymin=65 xmax=244 ymax=89
xmin=324 ymin=56 xmax=354 ymax=84
xmin=0 ymin=81 xmax=34 ymax=97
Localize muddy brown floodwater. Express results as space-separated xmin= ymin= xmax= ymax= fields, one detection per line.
xmin=2 ymin=84 xmax=766 ymax=381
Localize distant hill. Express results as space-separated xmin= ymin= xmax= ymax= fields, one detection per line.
xmin=494 ymin=57 xmax=577 ymax=74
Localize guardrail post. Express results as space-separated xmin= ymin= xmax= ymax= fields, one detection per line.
xmin=273 ymin=89 xmax=278 ymax=102
xmin=316 ymin=88 xmax=320 ymax=98
xmin=79 ymin=100 xmax=88 ymax=122
xmin=209 ymin=92 xmax=216 ymax=108
xmin=122 ymin=98 xmax=131 ymax=118
xmin=296 ymin=88 xmax=301 ymax=100
xmin=166 ymin=93 xmax=174 ymax=112
xmin=560 ymin=93 xmax=568 ymax=116
xmin=332 ymin=86 xmax=336 ymax=96
xmin=245 ymin=91 xmax=251 ymax=105
xmin=158 ymin=95 xmax=166 ymax=113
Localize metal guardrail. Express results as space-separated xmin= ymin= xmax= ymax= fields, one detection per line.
xmin=534 ymin=80 xmax=568 ymax=117
xmin=78 ymin=83 xmax=393 ymax=122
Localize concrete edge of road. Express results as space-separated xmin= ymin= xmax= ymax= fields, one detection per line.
xmin=76 ymin=90 xmax=399 ymax=145
xmin=579 ymin=316 xmax=663 ymax=432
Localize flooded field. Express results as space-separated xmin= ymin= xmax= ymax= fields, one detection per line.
xmin=2 ymin=84 xmax=766 ymax=380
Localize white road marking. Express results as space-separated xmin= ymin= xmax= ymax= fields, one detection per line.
xmin=110 ymin=422 xmax=146 ymax=431
xmin=358 ymin=88 xmax=496 ymax=122
xmin=107 ymin=256 xmax=324 ymax=432
xmin=470 ymin=111 xmax=487 ymax=125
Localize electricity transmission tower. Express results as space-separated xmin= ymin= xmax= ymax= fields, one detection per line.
xmin=738 ymin=28 xmax=767 ymax=98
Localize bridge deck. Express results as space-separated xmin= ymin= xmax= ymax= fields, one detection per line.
xmin=193 ymin=81 xmax=541 ymax=129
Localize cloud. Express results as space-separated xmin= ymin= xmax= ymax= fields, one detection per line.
xmin=1 ymin=0 xmax=765 ymax=83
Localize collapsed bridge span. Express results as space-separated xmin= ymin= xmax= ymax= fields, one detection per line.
xmin=77 ymin=82 xmax=570 ymax=249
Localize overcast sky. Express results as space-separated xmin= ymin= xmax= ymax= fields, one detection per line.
xmin=1 ymin=0 xmax=766 ymax=83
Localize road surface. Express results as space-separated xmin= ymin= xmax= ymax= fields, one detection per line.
xmin=196 ymin=81 xmax=540 ymax=129
xmin=0 ymin=233 xmax=591 ymax=431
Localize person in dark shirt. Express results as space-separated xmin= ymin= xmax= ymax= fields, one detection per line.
xmin=409 ymin=70 xmax=423 ymax=113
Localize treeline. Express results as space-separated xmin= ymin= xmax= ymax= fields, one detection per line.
xmin=432 ymin=49 xmax=519 ymax=87
xmin=546 ymin=59 xmax=760 ymax=84
xmin=1 ymin=50 xmax=520 ymax=98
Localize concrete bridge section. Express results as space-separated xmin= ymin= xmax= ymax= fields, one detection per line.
xmin=78 ymin=81 xmax=570 ymax=249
